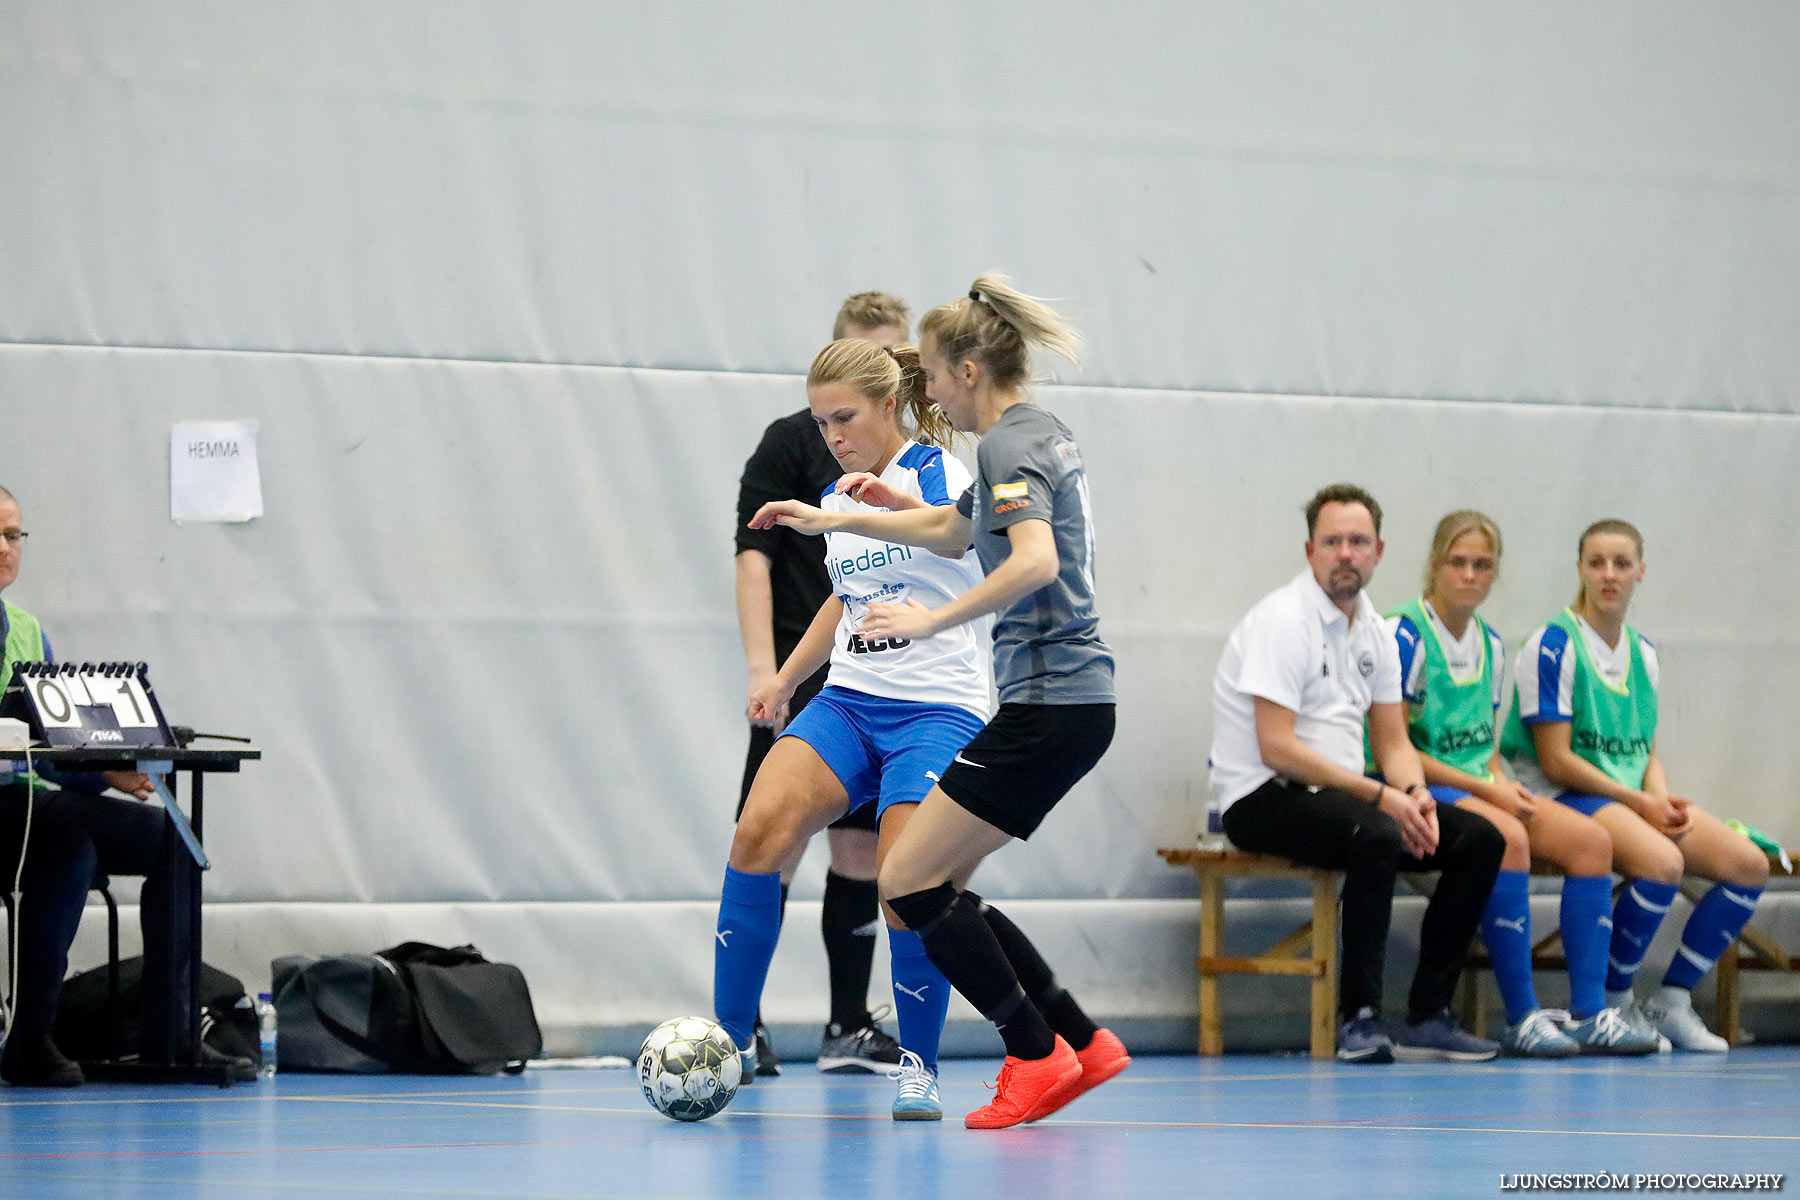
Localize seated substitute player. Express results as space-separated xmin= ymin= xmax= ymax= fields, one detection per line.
xmin=754 ymin=275 xmax=1131 ymax=1130
xmin=1501 ymin=518 xmax=1767 ymax=1052
xmin=717 ymin=337 xmax=987 ymax=1120
xmin=1383 ymin=511 xmax=1654 ymax=1056
xmin=730 ymin=292 xmax=912 ymax=1076
xmin=0 ymin=484 xmax=184 ymax=1086
xmin=1210 ymin=483 xmax=1504 ymax=1063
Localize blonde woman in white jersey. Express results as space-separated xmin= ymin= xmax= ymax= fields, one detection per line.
xmin=714 ymin=338 xmax=987 ymax=1121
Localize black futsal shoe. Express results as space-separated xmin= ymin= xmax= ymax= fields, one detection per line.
xmin=817 ymin=1010 xmax=903 ymax=1074
xmin=753 ymin=1019 xmax=781 ymax=1077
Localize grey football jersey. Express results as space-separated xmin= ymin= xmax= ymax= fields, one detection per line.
xmin=956 ymin=403 xmax=1115 ymax=705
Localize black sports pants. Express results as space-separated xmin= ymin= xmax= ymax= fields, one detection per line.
xmin=1221 ymin=779 xmax=1504 ymax=1021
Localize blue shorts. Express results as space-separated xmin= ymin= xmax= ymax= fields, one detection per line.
xmin=1553 ymin=792 xmax=1616 ymax=817
xmin=778 ymin=686 xmax=986 ymax=821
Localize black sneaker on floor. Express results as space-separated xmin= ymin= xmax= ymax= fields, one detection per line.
xmin=817 ymin=1008 xmax=902 ymax=1074
xmin=753 ymin=1019 xmax=781 ymax=1078
xmin=1392 ymin=1008 xmax=1499 ymax=1063
xmin=2 ymin=1033 xmax=84 ymax=1088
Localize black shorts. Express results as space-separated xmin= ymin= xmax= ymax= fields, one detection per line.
xmin=736 ymin=667 xmax=877 ymax=832
xmin=936 ymin=702 xmax=1115 ymax=840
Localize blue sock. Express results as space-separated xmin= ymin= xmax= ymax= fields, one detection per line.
xmin=1662 ymin=883 xmax=1762 ymax=991
xmin=1605 ymin=878 xmax=1677 ymax=993
xmin=887 ymin=926 xmax=950 ymax=1072
xmin=713 ymin=865 xmax=784 ymax=1054
xmin=1559 ymin=875 xmax=1613 ymax=1019
xmin=1481 ymin=870 xmax=1538 ymax=1025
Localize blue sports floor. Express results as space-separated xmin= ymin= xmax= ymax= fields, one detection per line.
xmin=3 ymin=1050 xmax=1796 ymax=1199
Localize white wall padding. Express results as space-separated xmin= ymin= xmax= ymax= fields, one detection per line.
xmin=2 ymin=2 xmax=1797 ymax=407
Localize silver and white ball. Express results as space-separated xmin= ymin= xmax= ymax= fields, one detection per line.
xmin=637 ymin=1016 xmax=742 ymax=1122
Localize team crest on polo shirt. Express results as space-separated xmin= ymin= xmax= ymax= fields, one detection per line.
xmin=1358 ymin=652 xmax=1375 ymax=677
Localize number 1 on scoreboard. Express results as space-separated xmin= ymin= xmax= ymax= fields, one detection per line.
xmin=99 ymin=674 xmax=157 ymax=728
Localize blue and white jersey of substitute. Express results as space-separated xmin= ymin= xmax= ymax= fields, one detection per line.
xmin=1389 ymin=606 xmax=1506 ymax=709
xmin=1514 ymin=616 xmax=1659 ymax=724
xmin=819 ymin=441 xmax=991 ymax=718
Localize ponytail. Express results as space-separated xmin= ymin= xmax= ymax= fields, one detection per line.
xmin=919 ymin=272 xmax=1081 ymax=390
xmin=884 ymin=343 xmax=954 ymax=448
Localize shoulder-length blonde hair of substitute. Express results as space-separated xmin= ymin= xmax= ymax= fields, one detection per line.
xmin=1423 ymin=509 xmax=1504 ymax=595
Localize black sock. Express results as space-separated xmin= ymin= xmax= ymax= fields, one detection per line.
xmin=888 ymin=884 xmax=1056 ymax=1061
xmin=978 ymin=899 xmax=1098 ymax=1052
xmin=821 ymin=871 xmax=879 ymax=1029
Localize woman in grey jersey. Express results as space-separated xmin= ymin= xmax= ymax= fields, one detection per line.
xmin=748 ymin=274 xmax=1127 ymax=1130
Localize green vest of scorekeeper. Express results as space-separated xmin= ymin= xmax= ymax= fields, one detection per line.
xmin=2 ymin=597 xmax=46 ymax=695
xmin=1 ymin=598 xmax=47 ymax=787
xmin=1390 ymin=597 xmax=1500 ymax=781
xmin=1499 ymin=608 xmax=1658 ymax=790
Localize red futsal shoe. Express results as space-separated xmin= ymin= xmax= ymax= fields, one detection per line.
xmin=963 ymin=1037 xmax=1081 ymax=1130
xmin=1029 ymin=1027 xmax=1131 ymax=1121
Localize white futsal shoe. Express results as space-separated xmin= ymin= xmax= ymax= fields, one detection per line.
xmin=1500 ymin=1009 xmax=1579 ymax=1058
xmin=1638 ymin=986 xmax=1729 ymax=1053
xmin=1605 ymin=990 xmax=1673 ymax=1053
xmin=889 ymin=1050 xmax=942 ymax=1121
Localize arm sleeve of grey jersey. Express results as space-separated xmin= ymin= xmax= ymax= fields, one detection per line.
xmin=975 ymin=436 xmax=1055 ymax=533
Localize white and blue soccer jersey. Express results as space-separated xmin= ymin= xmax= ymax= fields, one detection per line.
xmin=818 ymin=442 xmax=991 ymax=718
xmin=1389 ymin=608 xmax=1506 ymax=711
xmin=1514 ymin=618 xmax=1660 ymax=725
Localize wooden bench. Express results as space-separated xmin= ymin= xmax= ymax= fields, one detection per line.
xmin=1162 ymin=845 xmax=1794 ymax=1058
xmin=1158 ymin=846 xmax=1340 ymax=1058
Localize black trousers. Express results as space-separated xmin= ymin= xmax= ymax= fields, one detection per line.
xmin=1222 ymin=779 xmax=1504 ymax=1021
xmin=0 ymin=782 xmax=169 ymax=1039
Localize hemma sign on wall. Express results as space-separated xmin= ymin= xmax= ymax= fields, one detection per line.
xmin=170 ymin=421 xmax=264 ymax=523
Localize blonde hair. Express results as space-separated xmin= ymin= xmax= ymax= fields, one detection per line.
xmin=807 ymin=338 xmax=954 ymax=449
xmin=1573 ymin=518 xmax=1644 ymax=610
xmin=918 ymin=272 xmax=1080 ymax=391
xmin=1422 ymin=509 xmax=1503 ymax=594
xmin=832 ymin=292 xmax=911 ymax=341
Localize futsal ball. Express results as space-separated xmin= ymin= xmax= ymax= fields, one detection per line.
xmin=637 ymin=1016 xmax=742 ymax=1122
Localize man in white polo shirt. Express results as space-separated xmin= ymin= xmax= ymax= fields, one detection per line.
xmin=1210 ymin=484 xmax=1503 ymax=1064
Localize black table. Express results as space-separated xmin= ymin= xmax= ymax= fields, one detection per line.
xmin=1 ymin=745 xmax=260 ymax=1085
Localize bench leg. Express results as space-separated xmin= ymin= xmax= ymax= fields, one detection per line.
xmin=1199 ymin=872 xmax=1224 ymax=1055
xmin=1310 ymin=872 xmax=1337 ymax=1060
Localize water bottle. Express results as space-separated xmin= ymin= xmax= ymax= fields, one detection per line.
xmin=257 ymin=991 xmax=278 ymax=1078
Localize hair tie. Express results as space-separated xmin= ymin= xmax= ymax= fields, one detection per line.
xmin=968 ymin=288 xmax=982 ymax=303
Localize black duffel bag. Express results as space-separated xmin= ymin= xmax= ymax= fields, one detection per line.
xmin=271 ymin=941 xmax=541 ymax=1075
xmin=54 ymin=956 xmax=260 ymax=1065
